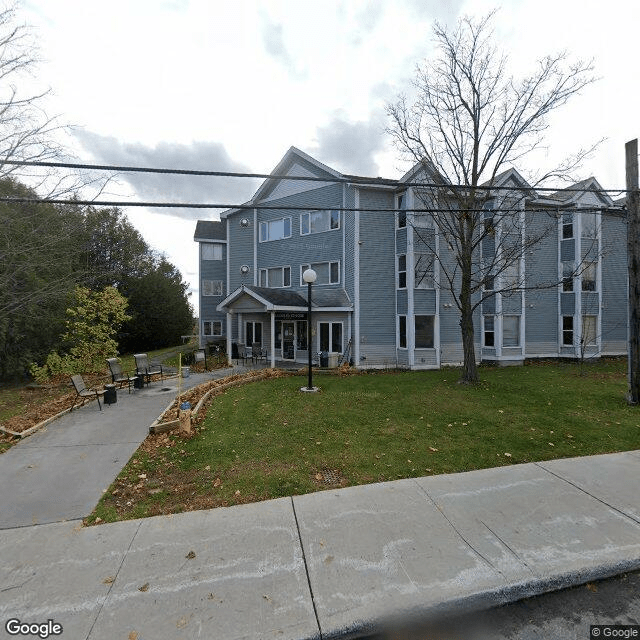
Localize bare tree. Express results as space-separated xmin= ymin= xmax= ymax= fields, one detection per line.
xmin=386 ymin=12 xmax=597 ymax=383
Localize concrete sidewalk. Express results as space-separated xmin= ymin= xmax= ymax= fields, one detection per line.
xmin=1 ymin=451 xmax=639 ymax=640
xmin=0 ymin=366 xmax=249 ymax=529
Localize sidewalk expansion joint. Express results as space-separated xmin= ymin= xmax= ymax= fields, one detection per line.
xmin=411 ymin=479 xmax=503 ymax=576
xmin=85 ymin=520 xmax=142 ymax=640
xmin=290 ymin=496 xmax=323 ymax=640
xmin=534 ymin=462 xmax=640 ymax=527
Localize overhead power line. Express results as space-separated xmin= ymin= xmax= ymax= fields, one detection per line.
xmin=2 ymin=158 xmax=631 ymax=196
xmin=0 ymin=196 xmax=627 ymax=217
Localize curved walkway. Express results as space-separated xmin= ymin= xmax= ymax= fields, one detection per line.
xmin=0 ymin=366 xmax=249 ymax=529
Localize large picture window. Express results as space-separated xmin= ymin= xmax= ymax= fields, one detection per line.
xmin=581 ymin=262 xmax=597 ymax=292
xmin=502 ymin=315 xmax=520 ymax=347
xmin=319 ymin=321 xmax=343 ymax=353
xmin=300 ymin=210 xmax=340 ymax=235
xmin=414 ymin=315 xmax=434 ymax=348
xmin=202 ymin=280 xmax=223 ymax=296
xmin=414 ymin=252 xmax=434 ymax=289
xmin=202 ymin=243 xmax=223 ymax=260
xmin=582 ymin=315 xmax=597 ymax=346
xmin=259 ymin=217 xmax=291 ymax=242
xmin=300 ymin=261 xmax=340 ymax=285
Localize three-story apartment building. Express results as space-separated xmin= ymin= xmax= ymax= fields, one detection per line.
xmin=194 ymin=147 xmax=627 ymax=369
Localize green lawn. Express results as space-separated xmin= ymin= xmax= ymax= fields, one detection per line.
xmin=88 ymin=359 xmax=640 ymax=524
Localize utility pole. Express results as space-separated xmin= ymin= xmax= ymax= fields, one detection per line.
xmin=626 ymin=139 xmax=640 ymax=404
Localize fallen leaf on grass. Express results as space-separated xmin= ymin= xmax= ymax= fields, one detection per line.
xmin=315 ymin=473 xmax=323 ymax=481
xmin=504 ymin=453 xmax=512 ymax=458
xmin=213 ymin=478 xmax=222 ymax=487
xmin=428 ymin=446 xmax=438 ymax=452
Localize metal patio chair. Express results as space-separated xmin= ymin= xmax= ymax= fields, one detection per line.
xmin=134 ymin=353 xmax=164 ymax=385
xmin=70 ymin=374 xmax=105 ymax=411
xmin=106 ymin=357 xmax=137 ymax=393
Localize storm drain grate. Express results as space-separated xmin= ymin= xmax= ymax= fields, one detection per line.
xmin=319 ymin=469 xmax=342 ymax=485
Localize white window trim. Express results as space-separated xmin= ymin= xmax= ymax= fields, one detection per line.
xmin=260 ymin=265 xmax=291 ymax=288
xmin=397 ymin=254 xmax=407 ymax=290
xmin=299 ymin=261 xmax=341 ymax=286
xmin=318 ymin=320 xmax=344 ymax=354
xmin=201 ymin=243 xmax=224 ymax=260
xmin=203 ymin=320 xmax=223 ymax=336
xmin=397 ymin=315 xmax=407 ymax=350
xmin=259 ymin=217 xmax=292 ymax=243
xmin=300 ymin=209 xmax=340 ymax=236
xmin=202 ymin=279 xmax=223 ymax=296
xmin=502 ymin=315 xmax=521 ymax=348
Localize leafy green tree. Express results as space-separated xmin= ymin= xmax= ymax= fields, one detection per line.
xmin=119 ymin=257 xmax=193 ymax=352
xmin=30 ymin=286 xmax=131 ymax=381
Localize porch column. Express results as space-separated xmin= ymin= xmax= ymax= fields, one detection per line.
xmin=270 ymin=311 xmax=276 ymax=368
xmin=238 ymin=313 xmax=243 ymax=344
xmin=226 ymin=313 xmax=232 ymax=365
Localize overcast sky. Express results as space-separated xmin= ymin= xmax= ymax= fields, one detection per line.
xmin=19 ymin=0 xmax=639 ymax=306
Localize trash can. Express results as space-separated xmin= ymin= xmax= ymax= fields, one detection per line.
xmin=328 ymin=353 xmax=339 ymax=368
xmin=181 ymin=366 xmax=190 ymax=378
xmin=320 ymin=351 xmax=328 ymax=367
xmin=104 ymin=384 xmax=117 ymax=405
xmin=133 ymin=375 xmax=144 ymax=390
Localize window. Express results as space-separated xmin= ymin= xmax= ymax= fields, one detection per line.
xmin=319 ymin=321 xmax=342 ymax=353
xmin=398 ymin=254 xmax=407 ymax=289
xmin=259 ymin=217 xmax=291 ymax=242
xmin=397 ymin=193 xmax=406 ymax=228
xmin=582 ymin=315 xmax=597 ymax=346
xmin=483 ymin=203 xmax=495 ymax=234
xmin=502 ymin=316 xmax=520 ymax=347
xmin=502 ymin=260 xmax=520 ymax=290
xmin=562 ymin=262 xmax=574 ymax=292
xmin=581 ymin=211 xmax=598 ymax=239
xmin=202 ymin=279 xmax=223 ymax=296
xmin=260 ymin=266 xmax=291 ymax=288
xmin=582 ymin=262 xmax=597 ymax=292
xmin=203 ymin=320 xmax=222 ymax=336
xmin=414 ymin=253 xmax=434 ymax=289
xmin=562 ymin=316 xmax=573 ymax=346
xmin=300 ymin=210 xmax=340 ymax=235
xmin=296 ymin=321 xmax=308 ymax=350
xmin=414 ymin=315 xmax=434 ymax=348
xmin=484 ymin=273 xmax=495 ymax=291
xmin=399 ymin=315 xmax=407 ymax=348
xmin=202 ymin=243 xmax=223 ymax=260
xmin=245 ymin=321 xmax=262 ymax=347
xmin=562 ymin=213 xmax=573 ymax=239
xmin=413 ymin=212 xmax=433 ymax=228
xmin=484 ymin=316 xmax=495 ymax=347
xmin=300 ymin=261 xmax=340 ymax=285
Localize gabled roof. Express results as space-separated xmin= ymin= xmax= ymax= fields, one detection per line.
xmin=217 ymin=285 xmax=353 ymax=313
xmin=249 ymin=146 xmax=343 ymax=204
xmin=547 ymin=177 xmax=613 ymax=207
xmin=193 ymin=220 xmax=226 ymax=241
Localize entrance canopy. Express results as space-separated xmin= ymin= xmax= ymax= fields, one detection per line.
xmin=217 ymin=285 xmax=352 ymax=314
xmin=217 ymin=286 xmax=353 ymax=368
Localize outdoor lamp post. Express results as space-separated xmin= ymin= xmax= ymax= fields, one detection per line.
xmin=302 ymin=268 xmax=317 ymax=392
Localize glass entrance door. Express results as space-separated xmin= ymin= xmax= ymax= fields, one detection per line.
xmin=281 ymin=322 xmax=295 ymax=360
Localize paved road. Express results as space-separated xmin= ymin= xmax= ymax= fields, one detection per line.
xmin=365 ymin=570 xmax=640 ymax=640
